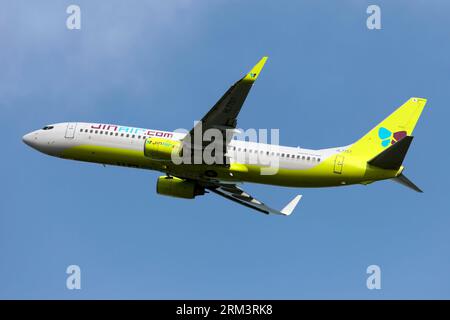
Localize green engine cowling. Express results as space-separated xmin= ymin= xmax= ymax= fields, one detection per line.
xmin=144 ymin=137 xmax=182 ymax=161
xmin=156 ymin=176 xmax=205 ymax=199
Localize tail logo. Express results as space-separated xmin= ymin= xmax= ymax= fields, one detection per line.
xmin=378 ymin=127 xmax=407 ymax=147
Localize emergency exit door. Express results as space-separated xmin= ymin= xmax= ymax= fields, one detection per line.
xmin=333 ymin=155 xmax=344 ymax=174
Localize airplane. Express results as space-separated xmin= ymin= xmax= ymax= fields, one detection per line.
xmin=22 ymin=57 xmax=426 ymax=216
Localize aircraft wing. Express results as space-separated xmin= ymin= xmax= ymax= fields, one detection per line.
xmin=206 ymin=183 xmax=302 ymax=216
xmin=182 ymin=57 xmax=268 ymax=162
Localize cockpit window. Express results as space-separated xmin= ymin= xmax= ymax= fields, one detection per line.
xmin=42 ymin=126 xmax=54 ymax=130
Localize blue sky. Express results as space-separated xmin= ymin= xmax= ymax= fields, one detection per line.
xmin=1 ymin=0 xmax=450 ymax=299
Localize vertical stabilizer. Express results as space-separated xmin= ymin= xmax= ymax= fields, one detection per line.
xmin=350 ymin=97 xmax=426 ymax=160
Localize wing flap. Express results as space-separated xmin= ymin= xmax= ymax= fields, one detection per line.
xmin=208 ymin=184 xmax=301 ymax=216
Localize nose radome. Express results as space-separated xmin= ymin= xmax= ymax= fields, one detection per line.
xmin=22 ymin=132 xmax=37 ymax=148
xmin=23 ymin=133 xmax=31 ymax=145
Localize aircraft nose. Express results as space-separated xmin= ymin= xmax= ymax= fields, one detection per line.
xmin=22 ymin=133 xmax=31 ymax=145
xmin=22 ymin=132 xmax=38 ymax=148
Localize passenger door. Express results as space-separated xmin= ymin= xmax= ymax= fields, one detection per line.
xmin=333 ymin=155 xmax=344 ymax=174
xmin=65 ymin=123 xmax=77 ymax=139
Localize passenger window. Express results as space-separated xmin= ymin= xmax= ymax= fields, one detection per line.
xmin=307 ymin=156 xmax=310 ymax=161
xmin=95 ymin=130 xmax=98 ymax=134
xmin=121 ymin=133 xmax=124 ymax=137
xmin=132 ymin=135 xmax=135 ymax=138
xmin=317 ymin=158 xmax=321 ymax=162
xmin=90 ymin=130 xmax=93 ymax=133
xmin=281 ymin=153 xmax=285 ymax=157
xmin=138 ymin=135 xmax=141 ymax=139
xmin=126 ymin=134 xmax=130 ymax=138
xmin=302 ymin=156 xmax=305 ymax=160
xmin=100 ymin=131 xmax=103 ymax=134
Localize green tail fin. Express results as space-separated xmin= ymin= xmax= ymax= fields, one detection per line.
xmin=350 ymin=97 xmax=427 ymax=160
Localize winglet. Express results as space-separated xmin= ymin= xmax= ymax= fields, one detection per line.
xmin=280 ymin=195 xmax=302 ymax=216
xmin=243 ymin=56 xmax=268 ymax=82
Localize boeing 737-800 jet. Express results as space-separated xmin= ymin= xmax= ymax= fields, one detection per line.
xmin=23 ymin=57 xmax=426 ymax=216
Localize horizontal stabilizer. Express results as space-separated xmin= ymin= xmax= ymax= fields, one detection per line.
xmin=368 ymin=136 xmax=413 ymax=170
xmin=392 ymin=173 xmax=423 ymax=193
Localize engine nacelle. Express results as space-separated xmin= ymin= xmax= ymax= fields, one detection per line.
xmin=156 ymin=176 xmax=205 ymax=199
xmin=144 ymin=137 xmax=181 ymax=161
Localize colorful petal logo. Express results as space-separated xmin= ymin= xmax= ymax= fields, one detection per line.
xmin=378 ymin=127 xmax=407 ymax=147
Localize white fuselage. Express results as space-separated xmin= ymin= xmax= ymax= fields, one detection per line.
xmin=23 ymin=122 xmax=357 ymax=188
xmin=23 ymin=122 xmax=344 ymax=168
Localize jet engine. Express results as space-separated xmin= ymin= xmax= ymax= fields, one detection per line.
xmin=156 ymin=176 xmax=205 ymax=199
